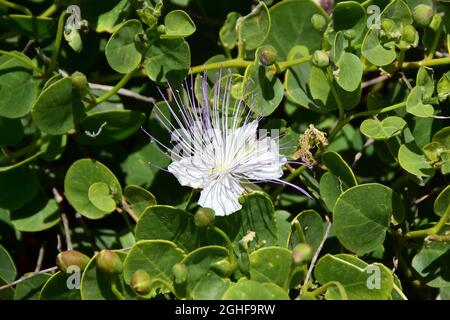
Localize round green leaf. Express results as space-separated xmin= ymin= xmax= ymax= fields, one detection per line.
xmin=314 ymin=254 xmax=394 ymax=300
xmin=289 ymin=210 xmax=325 ymax=253
xmin=434 ymin=185 xmax=450 ymax=217
xmin=14 ymin=273 xmax=50 ymax=300
xmin=40 ymin=271 xmax=81 ymax=300
xmin=360 ymin=116 xmax=407 ymax=140
xmin=0 ymin=54 xmax=37 ymax=118
xmin=64 ymin=159 xmax=122 ymax=219
xmin=381 ymin=0 xmax=413 ymax=26
xmin=406 ymin=86 xmax=434 ymax=118
xmin=333 ymin=183 xmax=403 ymax=254
xmin=412 ymin=239 xmax=450 ymax=288
xmin=0 ymin=244 xmax=16 ymax=283
xmin=237 ymin=2 xmax=270 ymax=50
xmin=222 ymin=279 xmax=289 ymax=300
xmin=263 ymin=0 xmax=327 ymax=60
xmin=319 ymin=172 xmax=347 ymax=212
xmin=32 ymin=77 xmax=85 ymax=135
xmin=219 ymin=12 xmax=241 ymax=49
xmin=243 ymin=63 xmax=283 ymax=116
xmin=335 ymin=52 xmax=362 ymax=92
xmin=191 ymin=273 xmax=231 ymax=300
xmin=398 ymin=143 xmax=435 ymax=177
xmin=144 ymin=38 xmax=190 ymax=85
xmin=161 ymin=10 xmax=196 ymax=39
xmin=88 ymin=182 xmax=117 ymax=213
xmin=76 ymin=110 xmax=145 ymax=146
xmin=322 ymin=151 xmax=357 ymax=187
xmin=362 ymin=28 xmax=396 ymax=67
xmin=105 ymin=19 xmax=143 ymax=74
xmin=124 ymin=185 xmax=156 ymax=217
xmin=333 ymin=1 xmax=366 ymax=42
xmin=10 ymin=198 xmax=60 ymax=232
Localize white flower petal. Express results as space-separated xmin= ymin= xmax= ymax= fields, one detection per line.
xmin=168 ymin=156 xmax=212 ymax=189
xmin=198 ymin=176 xmax=244 ymax=216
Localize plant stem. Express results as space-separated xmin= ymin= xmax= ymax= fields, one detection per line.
xmin=90 ymin=70 xmax=136 ymax=109
xmin=277 ymin=55 xmax=311 ymax=71
xmin=189 ymin=58 xmax=250 ymax=74
xmin=111 ymin=278 xmax=126 ymax=300
xmin=405 ymin=205 xmax=450 ymax=238
xmin=39 ymin=3 xmax=58 ymax=17
xmin=402 ymin=57 xmax=450 ymax=69
xmin=329 ymin=101 xmax=407 ymax=141
xmin=48 ymin=11 xmax=67 ymax=75
xmin=211 ymin=226 xmax=233 ymax=248
xmin=326 ymin=69 xmax=345 ymax=121
xmin=0 ymin=0 xmax=32 ymax=16
xmin=0 ymin=266 xmax=58 ymax=291
xmin=426 ymin=17 xmax=443 ymax=60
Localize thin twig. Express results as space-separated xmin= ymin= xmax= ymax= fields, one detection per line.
xmin=0 ymin=266 xmax=58 ymax=291
xmin=300 ymin=218 xmax=333 ymax=298
xmin=53 ymin=188 xmax=73 ymax=250
xmin=361 ymin=75 xmax=389 ymax=89
xmin=75 ymin=212 xmax=98 ymax=250
xmin=34 ymin=244 xmax=45 ymax=273
xmin=89 ymin=83 xmax=156 ymax=104
xmin=119 ymin=197 xmax=139 ymax=223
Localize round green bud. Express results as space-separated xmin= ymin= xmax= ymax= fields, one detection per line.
xmin=292 ymin=243 xmax=313 ymax=265
xmin=256 ymin=45 xmax=278 ymax=66
xmin=402 ymin=25 xmax=417 ymax=44
xmin=381 ymin=18 xmax=396 ymax=34
xmin=56 ymin=250 xmax=90 ymax=272
xmin=130 ymin=269 xmax=152 ymax=295
xmin=171 ymin=263 xmax=188 ymax=284
xmin=194 ymin=207 xmax=215 ymax=227
xmin=70 ymin=71 xmax=87 ymax=89
xmin=157 ymin=25 xmax=166 ymax=34
xmin=412 ymin=4 xmax=433 ymax=27
xmin=96 ymin=250 xmax=123 ymax=274
xmin=311 ymin=14 xmax=327 ymax=33
xmin=343 ymin=29 xmax=356 ymax=41
xmin=311 ymin=50 xmax=330 ymax=68
xmin=211 ymin=259 xmax=234 ymax=277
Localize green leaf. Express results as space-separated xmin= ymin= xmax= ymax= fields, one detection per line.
xmin=0 ymin=167 xmax=38 ymax=210
xmin=40 ymin=135 xmax=67 ymax=162
xmin=161 ymin=10 xmax=196 ymax=39
xmin=215 ymin=192 xmax=278 ymax=248
xmin=237 ymin=2 xmax=271 ymax=50
xmin=263 ymin=0 xmax=327 ymax=60
xmin=437 ymin=71 xmax=450 ymax=101
xmin=333 ymin=183 xmax=403 ymax=254
xmin=92 ymin=0 xmax=132 ymax=33
xmin=0 ymin=277 xmax=14 ymax=299
xmin=249 ymin=247 xmax=295 ymax=290
xmin=412 ymin=239 xmax=450 ymax=288
xmin=0 ymin=15 xmax=55 ymax=37
xmin=32 ymin=77 xmax=85 ymax=135
xmin=76 ymin=110 xmax=145 ymax=145
xmin=335 ymin=52 xmax=362 ymax=92
xmin=381 ymin=0 xmax=413 ymax=26
xmin=10 ymin=197 xmax=60 ymax=232
xmin=219 ymin=12 xmax=241 ymax=49
xmin=314 ymin=254 xmax=394 ymax=300
xmin=14 ymin=273 xmax=50 ymax=300
xmin=88 ymin=182 xmax=117 ymax=213
xmin=333 ymin=1 xmax=366 ymax=42
xmin=191 ymin=273 xmax=231 ymax=300
xmin=123 ymin=240 xmax=185 ymax=292
xmin=135 ymin=205 xmax=206 ymax=252
xmin=0 ymin=53 xmax=37 ymax=118
xmin=362 ymin=28 xmax=396 ymax=67
xmin=322 ymin=151 xmax=357 ymax=187
xmin=144 ymin=38 xmax=190 ymax=85
xmin=222 ymin=279 xmax=289 ymax=300
xmin=360 ymin=116 xmax=407 ymax=140
xmin=398 ymin=143 xmax=435 ymax=177
xmin=319 ymin=172 xmax=348 ymax=211
xmin=40 ymin=272 xmax=81 ymax=300
xmin=243 ymin=63 xmax=283 ymax=116
xmin=178 ymin=246 xmax=229 ymax=298
xmin=64 ymin=159 xmax=122 ymax=219
xmin=0 ymin=117 xmax=23 ymax=145
xmin=406 ymin=86 xmax=434 ymax=118
xmin=105 ymin=19 xmax=143 ymax=74
xmin=434 ymin=185 xmax=450 ymax=217
xmin=124 ymin=185 xmax=156 ymax=217
xmin=289 ymin=210 xmax=325 ymax=253
xmin=274 ymin=210 xmax=291 ymax=248
xmin=0 ymin=244 xmax=16 ymax=283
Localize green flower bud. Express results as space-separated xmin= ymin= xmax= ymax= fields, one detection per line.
xmin=256 ymin=45 xmax=278 ymax=66
xmin=292 ymin=243 xmax=313 ymax=265
xmin=172 ymin=263 xmax=188 ymax=284
xmin=70 ymin=72 xmax=87 ymax=89
xmin=157 ymin=25 xmax=166 ymax=34
xmin=130 ymin=269 xmax=152 ymax=295
xmin=412 ymin=4 xmax=433 ymax=27
xmin=56 ymin=250 xmax=90 ymax=272
xmin=211 ymin=259 xmax=234 ymax=277
xmin=311 ymin=14 xmax=327 ymax=33
xmin=96 ymin=250 xmax=123 ymax=274
xmin=311 ymin=50 xmax=330 ymax=68
xmin=343 ymin=29 xmax=356 ymax=41
xmin=381 ymin=18 xmax=397 ymax=35
xmin=402 ymin=25 xmax=417 ymax=44
xmin=194 ymin=207 xmax=215 ymax=227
